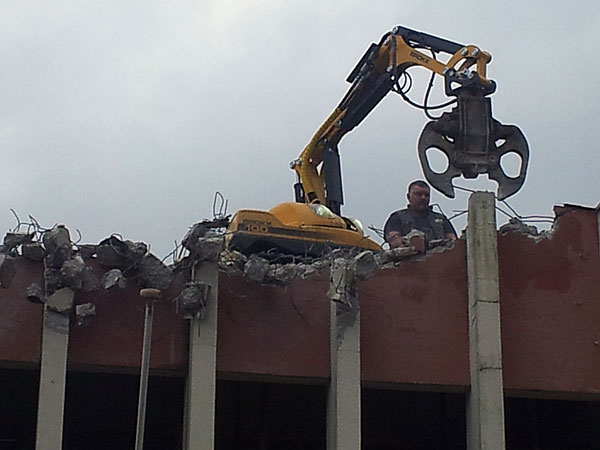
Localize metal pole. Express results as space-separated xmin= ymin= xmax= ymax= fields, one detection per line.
xmin=135 ymin=289 xmax=161 ymax=450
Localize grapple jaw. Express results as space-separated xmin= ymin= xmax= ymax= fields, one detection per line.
xmin=417 ymin=77 xmax=529 ymax=200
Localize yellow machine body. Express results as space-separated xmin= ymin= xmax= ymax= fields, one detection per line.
xmin=226 ymin=203 xmax=380 ymax=256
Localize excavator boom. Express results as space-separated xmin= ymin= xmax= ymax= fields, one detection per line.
xmin=291 ymin=25 xmax=528 ymax=207
xmin=227 ymin=26 xmax=529 ymax=257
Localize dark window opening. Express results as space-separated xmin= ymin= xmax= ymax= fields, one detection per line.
xmin=2 ymin=368 xmax=600 ymax=450
xmin=0 ymin=369 xmax=184 ymax=450
xmin=362 ymin=389 xmax=466 ymax=450
xmin=505 ymin=397 xmax=600 ymax=450
xmin=215 ymin=380 xmax=327 ymax=450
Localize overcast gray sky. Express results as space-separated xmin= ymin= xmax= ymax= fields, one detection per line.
xmin=2 ymin=1 xmax=599 ymax=257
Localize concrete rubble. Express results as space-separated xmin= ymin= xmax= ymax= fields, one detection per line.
xmin=181 ymin=219 xmax=228 ymax=262
xmin=137 ymin=254 xmax=173 ymax=290
xmin=26 ymin=283 xmax=44 ymax=304
xmin=2 ymin=214 xmax=471 ymax=316
xmin=75 ymin=303 xmax=96 ymax=327
xmin=2 ymin=232 xmax=34 ymax=255
xmin=102 ymin=269 xmax=127 ymax=290
xmin=328 ymin=258 xmax=357 ymax=307
xmin=402 ymin=229 xmax=426 ymax=253
xmin=498 ymin=217 xmax=555 ymax=242
xmin=499 ymin=218 xmax=540 ymax=236
xmin=174 ymin=281 xmax=210 ymax=319
xmin=1 ymin=224 xmax=174 ymax=318
xmin=60 ymin=256 xmax=86 ymax=291
xmin=243 ymin=254 xmax=271 ymax=283
xmin=96 ymin=236 xmax=147 ymax=270
xmin=46 ymin=288 xmax=75 ymax=314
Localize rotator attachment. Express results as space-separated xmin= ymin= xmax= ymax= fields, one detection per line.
xmin=417 ymin=73 xmax=529 ymax=201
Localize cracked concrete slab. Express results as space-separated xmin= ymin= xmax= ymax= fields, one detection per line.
xmin=3 ymin=232 xmax=34 ymax=254
xmin=243 ymin=254 xmax=270 ymax=283
xmin=75 ymin=303 xmax=96 ymax=327
xmin=46 ymin=288 xmax=74 ymax=314
xmin=354 ymin=251 xmax=379 ymax=281
xmin=26 ymin=283 xmax=44 ymax=303
xmin=102 ymin=269 xmax=126 ymax=290
xmin=137 ymin=253 xmax=173 ymax=290
xmin=60 ymin=256 xmax=86 ymax=291
xmin=175 ymin=281 xmax=210 ymax=319
xmin=96 ymin=236 xmax=147 ymax=270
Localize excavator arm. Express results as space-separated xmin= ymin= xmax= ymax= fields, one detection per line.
xmin=290 ymin=25 xmax=529 ymax=212
xmin=226 ymin=26 xmax=529 ymax=258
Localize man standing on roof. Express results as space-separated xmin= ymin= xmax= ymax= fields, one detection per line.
xmin=384 ymin=180 xmax=457 ymax=248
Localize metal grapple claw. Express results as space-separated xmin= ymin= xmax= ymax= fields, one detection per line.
xmin=417 ymin=83 xmax=529 ymax=201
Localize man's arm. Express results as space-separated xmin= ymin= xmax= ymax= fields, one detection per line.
xmin=442 ymin=216 xmax=457 ymax=240
xmin=383 ymin=211 xmax=408 ymax=248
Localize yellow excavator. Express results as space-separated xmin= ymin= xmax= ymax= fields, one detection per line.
xmin=226 ymin=25 xmax=529 ymax=257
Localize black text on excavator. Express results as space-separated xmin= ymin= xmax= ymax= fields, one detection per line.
xmin=226 ymin=25 xmax=529 ymax=257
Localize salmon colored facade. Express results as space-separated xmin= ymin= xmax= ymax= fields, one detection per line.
xmin=0 ymin=205 xmax=599 ymax=398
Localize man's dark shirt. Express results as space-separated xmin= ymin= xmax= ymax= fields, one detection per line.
xmin=383 ymin=207 xmax=457 ymax=243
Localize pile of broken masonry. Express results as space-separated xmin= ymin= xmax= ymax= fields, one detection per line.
xmin=0 ymin=218 xmax=455 ymax=325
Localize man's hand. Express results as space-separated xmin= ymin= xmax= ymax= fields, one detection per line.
xmin=385 ymin=231 xmax=404 ymax=249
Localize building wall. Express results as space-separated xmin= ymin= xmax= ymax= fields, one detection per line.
xmin=0 ymin=205 xmax=599 ymax=398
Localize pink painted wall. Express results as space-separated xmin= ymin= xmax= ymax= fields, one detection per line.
xmin=1 ymin=205 xmax=598 ymax=397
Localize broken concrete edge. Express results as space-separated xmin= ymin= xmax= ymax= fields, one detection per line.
xmin=46 ymin=288 xmax=75 ymax=314
xmin=7 ymin=232 xmax=451 ymax=295
xmin=223 ymin=239 xmax=457 ymax=286
xmin=498 ymin=215 xmax=559 ymax=243
xmin=497 ymin=201 xmax=599 ymax=242
xmin=5 ymin=206 xmax=574 ymax=297
xmin=1 ymin=225 xmax=172 ymax=290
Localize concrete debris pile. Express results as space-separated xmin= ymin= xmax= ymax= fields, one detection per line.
xmin=174 ymin=281 xmax=210 ymax=319
xmin=216 ymin=242 xmax=431 ymax=286
xmin=175 ymin=219 xmax=228 ymax=274
xmin=1 ymin=215 xmax=459 ymax=319
xmin=499 ymin=218 xmax=540 ymax=236
xmin=0 ymin=225 xmax=174 ymax=326
xmin=498 ymin=217 xmax=555 ymax=242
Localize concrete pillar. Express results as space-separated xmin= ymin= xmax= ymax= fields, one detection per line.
xmin=36 ymin=288 xmax=74 ymax=450
xmin=184 ymin=262 xmax=219 ymax=450
xmin=466 ymin=192 xmax=506 ymax=450
xmin=327 ymin=258 xmax=361 ymax=450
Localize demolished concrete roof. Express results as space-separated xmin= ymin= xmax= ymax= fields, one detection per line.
xmin=1 ymin=203 xmax=586 ymax=324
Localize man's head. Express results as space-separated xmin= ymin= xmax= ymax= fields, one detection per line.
xmin=407 ymin=180 xmax=430 ymax=212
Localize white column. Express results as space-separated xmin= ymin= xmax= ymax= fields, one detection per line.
xmin=466 ymin=192 xmax=506 ymax=450
xmin=36 ymin=288 xmax=74 ymax=450
xmin=184 ymin=262 xmax=219 ymax=450
xmin=327 ymin=258 xmax=361 ymax=450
